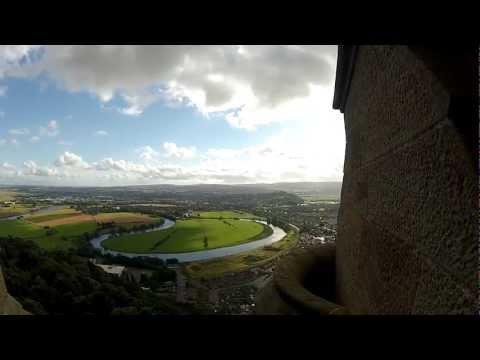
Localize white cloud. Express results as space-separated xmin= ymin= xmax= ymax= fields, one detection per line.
xmin=137 ymin=145 xmax=159 ymax=161
xmin=0 ymin=162 xmax=18 ymax=178
xmin=0 ymin=45 xmax=42 ymax=78
xmin=0 ymin=85 xmax=6 ymax=96
xmin=54 ymin=151 xmax=90 ymax=168
xmin=1 ymin=162 xmax=16 ymax=171
xmin=10 ymin=138 xmax=20 ymax=146
xmin=5 ymin=45 xmax=338 ymax=130
xmin=23 ymin=160 xmax=58 ymax=177
xmin=58 ymin=140 xmax=73 ymax=146
xmin=30 ymin=136 xmax=40 ymax=143
xmin=94 ymin=130 xmax=108 ymax=136
xmin=39 ymin=120 xmax=59 ymax=137
xmin=119 ymin=91 xmax=162 ymax=116
xmin=0 ymin=45 xmax=346 ymax=185
xmin=162 ymin=142 xmax=196 ymax=159
xmin=0 ymin=110 xmax=4 ymax=118
xmin=8 ymin=128 xmax=29 ymax=136
xmin=0 ymin=138 xmax=6 ymax=146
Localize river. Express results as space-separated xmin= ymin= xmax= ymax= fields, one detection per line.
xmin=89 ymin=218 xmax=286 ymax=263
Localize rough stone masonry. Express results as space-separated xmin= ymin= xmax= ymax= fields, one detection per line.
xmin=333 ymin=45 xmax=477 ymax=314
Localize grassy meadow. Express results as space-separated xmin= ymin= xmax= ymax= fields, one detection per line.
xmin=0 ymin=218 xmax=98 ymax=250
xmin=193 ymin=210 xmax=261 ymax=220
xmin=0 ymin=207 xmax=161 ymax=251
xmin=103 ymin=218 xmax=267 ymax=254
xmin=184 ymin=228 xmax=299 ymax=279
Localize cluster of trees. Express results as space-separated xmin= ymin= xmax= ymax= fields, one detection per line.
xmin=0 ymin=237 xmax=189 ymax=315
xmin=101 ymin=253 xmax=175 ymax=274
xmin=265 ymin=216 xmax=289 ymax=231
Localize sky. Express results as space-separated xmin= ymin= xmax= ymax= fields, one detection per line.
xmin=0 ymin=45 xmax=345 ymax=186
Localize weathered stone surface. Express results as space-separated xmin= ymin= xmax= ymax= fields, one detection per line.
xmin=0 ymin=268 xmax=29 ymax=315
xmin=335 ymin=204 xmax=370 ymax=313
xmin=345 ymin=45 xmax=450 ymax=164
xmin=336 ymin=45 xmax=477 ymax=314
xmin=256 ymin=246 xmax=347 ymax=315
xmin=365 ymin=119 xmax=477 ymax=292
xmin=413 ymin=259 xmax=478 ymax=314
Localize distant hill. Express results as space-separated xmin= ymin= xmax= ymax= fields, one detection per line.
xmin=11 ymin=181 xmax=342 ymax=200
xmin=240 ymin=182 xmax=342 ymax=199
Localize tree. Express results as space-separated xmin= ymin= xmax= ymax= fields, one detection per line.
xmin=203 ymin=236 xmax=208 ymax=248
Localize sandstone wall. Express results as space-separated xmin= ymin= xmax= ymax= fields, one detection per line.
xmin=336 ymin=46 xmax=477 ymax=314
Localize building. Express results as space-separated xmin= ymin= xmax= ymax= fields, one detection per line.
xmin=256 ymin=45 xmax=477 ymax=315
xmin=95 ymin=264 xmax=126 ymax=277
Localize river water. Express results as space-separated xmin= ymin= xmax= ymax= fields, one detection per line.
xmin=89 ymin=218 xmax=286 ymax=263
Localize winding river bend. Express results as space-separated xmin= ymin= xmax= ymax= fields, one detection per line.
xmin=90 ymin=218 xmax=286 ymax=263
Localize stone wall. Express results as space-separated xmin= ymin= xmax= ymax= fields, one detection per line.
xmin=0 ymin=267 xmax=29 ymax=315
xmin=335 ymin=46 xmax=477 ymax=314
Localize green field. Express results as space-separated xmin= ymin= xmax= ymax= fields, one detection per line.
xmin=193 ymin=210 xmax=261 ymax=219
xmin=0 ymin=219 xmax=46 ymax=238
xmin=0 ymin=209 xmax=161 ymax=251
xmin=0 ymin=204 xmax=36 ymax=219
xmin=0 ymin=218 xmax=97 ymax=250
xmin=34 ymin=221 xmax=98 ymax=250
xmin=103 ymin=218 xmax=268 ymax=253
xmin=185 ymin=228 xmax=299 ymax=279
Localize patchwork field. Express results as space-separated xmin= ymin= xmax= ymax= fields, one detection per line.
xmin=0 ymin=190 xmax=18 ymax=202
xmin=94 ymin=212 xmax=158 ymax=224
xmin=193 ymin=210 xmax=261 ymax=220
xmin=27 ymin=208 xmax=89 ymax=225
xmin=0 ymin=208 xmax=162 ymax=251
xmin=0 ymin=190 xmax=36 ymax=218
xmin=0 ymin=218 xmax=97 ymax=250
xmin=103 ymin=218 xmax=269 ymax=254
xmin=0 ymin=205 xmax=35 ymax=219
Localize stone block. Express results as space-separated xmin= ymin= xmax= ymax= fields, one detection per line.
xmin=365 ymin=120 xmax=477 ymax=293
xmin=345 ymin=45 xmax=450 ymax=164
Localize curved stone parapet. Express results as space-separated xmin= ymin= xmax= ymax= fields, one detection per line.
xmin=255 ymin=244 xmax=348 ymax=315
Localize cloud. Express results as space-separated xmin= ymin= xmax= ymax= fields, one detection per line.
xmin=39 ymin=120 xmax=59 ymax=137
xmin=30 ymin=136 xmax=40 ymax=143
xmin=23 ymin=160 xmax=58 ymax=177
xmin=94 ymin=130 xmax=108 ymax=136
xmin=58 ymin=140 xmax=73 ymax=146
xmin=0 ymin=119 xmax=345 ymax=184
xmin=8 ymin=128 xmax=29 ymax=136
xmin=0 ymin=45 xmax=42 ymax=78
xmin=0 ymin=138 xmax=5 ymax=146
xmin=4 ymin=45 xmax=338 ymax=129
xmin=137 ymin=145 xmax=159 ymax=161
xmin=0 ymin=85 xmax=6 ymax=96
xmin=54 ymin=151 xmax=90 ymax=168
xmin=1 ymin=162 xmax=16 ymax=171
xmin=119 ymin=91 xmax=162 ymax=116
xmin=162 ymin=142 xmax=196 ymax=159
xmin=0 ymin=162 xmax=18 ymax=178
xmin=0 ymin=110 xmax=4 ymax=118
